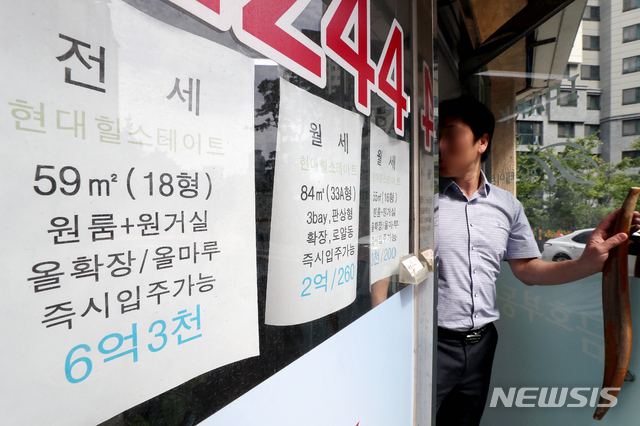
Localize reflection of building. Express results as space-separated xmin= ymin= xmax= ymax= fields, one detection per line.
xmin=438 ymin=0 xmax=589 ymax=192
xmin=516 ymin=0 xmax=640 ymax=163
xmin=601 ymin=0 xmax=640 ymax=162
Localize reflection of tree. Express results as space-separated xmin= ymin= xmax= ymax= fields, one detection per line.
xmin=255 ymin=78 xmax=279 ymax=132
xmin=265 ymin=150 xmax=276 ymax=169
xmin=264 ymin=151 xmax=275 ymax=188
xmin=517 ymin=135 xmax=640 ymax=232
xmin=254 ymin=74 xmax=327 ymax=133
xmin=254 ymin=73 xmax=330 ymax=131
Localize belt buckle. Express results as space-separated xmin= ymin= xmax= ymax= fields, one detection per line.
xmin=465 ymin=329 xmax=483 ymax=344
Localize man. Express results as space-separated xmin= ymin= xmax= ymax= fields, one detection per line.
xmin=434 ymin=95 xmax=640 ymax=425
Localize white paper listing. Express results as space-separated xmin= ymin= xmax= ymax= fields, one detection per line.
xmin=369 ymin=125 xmax=410 ymax=284
xmin=0 ymin=1 xmax=258 ymax=425
xmin=266 ymin=79 xmax=363 ymax=325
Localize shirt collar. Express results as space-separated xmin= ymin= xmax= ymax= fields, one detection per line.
xmin=440 ymin=170 xmax=491 ymax=198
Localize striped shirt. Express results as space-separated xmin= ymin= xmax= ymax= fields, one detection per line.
xmin=435 ymin=171 xmax=540 ymax=332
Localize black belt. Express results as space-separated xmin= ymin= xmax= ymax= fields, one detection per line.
xmin=438 ymin=324 xmax=490 ymax=344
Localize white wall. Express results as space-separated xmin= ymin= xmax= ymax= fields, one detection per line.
xmin=203 ymin=285 xmax=417 ymax=426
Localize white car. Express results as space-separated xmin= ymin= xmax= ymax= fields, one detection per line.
xmin=542 ymin=229 xmax=638 ymax=275
xmin=541 ymin=229 xmax=594 ymax=262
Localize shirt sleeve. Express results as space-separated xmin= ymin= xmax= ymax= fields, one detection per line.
xmin=505 ymin=199 xmax=541 ymax=259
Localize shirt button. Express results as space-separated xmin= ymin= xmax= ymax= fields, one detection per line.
xmin=473 ymin=270 xmax=477 ymax=274
xmin=474 ymin=315 xmax=478 ymax=318
xmin=472 ymin=246 xmax=475 ymax=250
xmin=470 ymin=224 xmax=473 ymax=227
xmin=475 ymin=293 xmax=478 ymax=297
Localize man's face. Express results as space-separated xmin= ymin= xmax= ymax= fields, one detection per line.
xmin=438 ymin=117 xmax=487 ymax=178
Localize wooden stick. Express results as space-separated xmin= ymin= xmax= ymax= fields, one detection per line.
xmin=594 ymin=187 xmax=640 ymax=420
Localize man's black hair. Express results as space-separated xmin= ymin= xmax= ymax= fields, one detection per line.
xmin=439 ymin=95 xmax=495 ymax=162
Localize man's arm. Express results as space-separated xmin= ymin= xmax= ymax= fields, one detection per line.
xmin=508 ymin=208 xmax=640 ymax=286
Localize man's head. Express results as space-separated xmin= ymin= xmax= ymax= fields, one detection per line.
xmin=438 ymin=95 xmax=495 ymax=178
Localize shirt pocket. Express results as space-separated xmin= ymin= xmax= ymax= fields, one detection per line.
xmin=476 ymin=220 xmax=510 ymax=261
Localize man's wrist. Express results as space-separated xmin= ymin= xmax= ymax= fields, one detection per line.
xmin=575 ymin=253 xmax=601 ymax=278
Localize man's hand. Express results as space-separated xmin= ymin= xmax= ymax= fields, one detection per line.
xmin=509 ymin=208 xmax=640 ymax=286
xmin=577 ymin=208 xmax=640 ymax=276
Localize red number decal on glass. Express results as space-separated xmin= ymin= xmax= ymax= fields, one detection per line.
xmin=197 ymin=0 xmax=220 ymax=13
xmin=376 ymin=20 xmax=408 ymax=136
xmin=236 ymin=0 xmax=326 ymax=88
xmin=321 ymin=0 xmax=376 ymax=115
xmin=421 ymin=61 xmax=434 ymax=152
xmin=164 ymin=0 xmax=231 ymax=31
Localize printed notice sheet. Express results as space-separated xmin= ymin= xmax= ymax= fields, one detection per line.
xmin=0 ymin=1 xmax=258 ymax=424
xmin=369 ymin=125 xmax=410 ymax=284
xmin=266 ymin=79 xmax=363 ymax=325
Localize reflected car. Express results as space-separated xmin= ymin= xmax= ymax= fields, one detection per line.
xmin=542 ymin=229 xmax=639 ymax=275
xmin=541 ymin=229 xmax=594 ymax=262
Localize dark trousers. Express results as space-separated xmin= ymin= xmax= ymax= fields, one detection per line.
xmin=435 ymin=322 xmax=498 ymax=426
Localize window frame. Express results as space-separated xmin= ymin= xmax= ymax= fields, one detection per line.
xmin=558 ymin=122 xmax=576 ymax=138
xmin=623 ymin=24 xmax=640 ymax=43
xmin=624 ymin=0 xmax=640 ymax=12
xmin=581 ymin=65 xmax=600 ymax=80
xmin=587 ymin=94 xmax=601 ymax=110
xmin=559 ymin=90 xmax=578 ymax=107
xmin=623 ymin=119 xmax=640 ymax=136
xmin=622 ymin=150 xmax=640 ymax=160
xmin=583 ymin=35 xmax=600 ymax=51
xmin=516 ymin=121 xmax=543 ymax=145
xmin=623 ymin=88 xmax=640 ymax=105
xmin=623 ymin=56 xmax=640 ymax=74
xmin=585 ymin=124 xmax=600 ymax=138
xmin=583 ymin=6 xmax=600 ymax=21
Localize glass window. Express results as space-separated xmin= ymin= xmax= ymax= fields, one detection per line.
xmin=571 ymin=230 xmax=592 ymax=244
xmin=581 ymin=65 xmax=600 ymax=80
xmin=585 ymin=124 xmax=600 ymax=137
xmin=622 ymin=150 xmax=640 ymax=159
xmin=558 ymin=122 xmax=576 ymax=138
xmin=0 ymin=0 xmax=430 ymax=424
xmin=624 ymin=0 xmax=640 ymax=12
xmin=623 ymin=24 xmax=640 ymax=42
xmin=583 ymin=6 xmax=600 ymax=21
xmin=517 ymin=121 xmax=543 ymax=145
xmin=623 ymin=88 xmax=640 ymax=105
xmin=583 ymin=35 xmax=600 ymax=51
xmin=623 ymin=55 xmax=640 ymax=74
xmin=623 ymin=119 xmax=640 ymax=136
xmin=479 ymin=4 xmax=640 ymax=423
xmin=524 ymin=99 xmax=541 ymax=115
xmin=559 ymin=90 xmax=577 ymax=106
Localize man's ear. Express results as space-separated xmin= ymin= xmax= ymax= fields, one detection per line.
xmin=476 ymin=133 xmax=489 ymax=154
